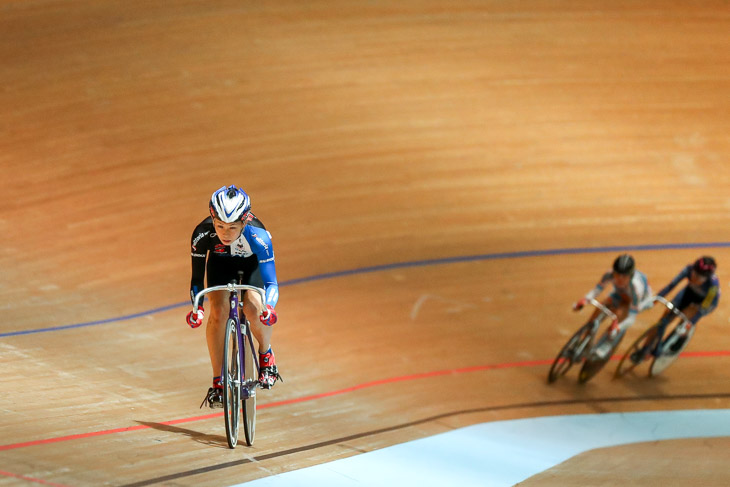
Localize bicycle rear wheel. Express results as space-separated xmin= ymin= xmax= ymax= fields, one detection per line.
xmin=578 ymin=328 xmax=625 ymax=384
xmin=547 ymin=323 xmax=593 ymax=384
xmin=614 ymin=324 xmax=658 ymax=379
xmin=242 ymin=320 xmax=258 ymax=446
xmin=650 ymin=324 xmax=695 ymax=377
xmin=223 ymin=318 xmax=241 ymax=449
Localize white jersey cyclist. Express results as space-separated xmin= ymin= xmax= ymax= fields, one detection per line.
xmin=582 ymin=255 xmax=653 ymax=332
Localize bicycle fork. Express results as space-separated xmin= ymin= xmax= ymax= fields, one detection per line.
xmin=571 ymin=319 xmax=600 ymax=362
xmin=239 ymin=320 xmax=258 ymax=401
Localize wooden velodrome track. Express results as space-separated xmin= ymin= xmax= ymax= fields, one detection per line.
xmin=2 ymin=1 xmax=730 ymax=485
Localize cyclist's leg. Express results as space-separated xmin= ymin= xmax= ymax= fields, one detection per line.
xmin=613 ymin=302 xmax=629 ymax=324
xmin=663 ymin=303 xmax=699 ymax=352
xmin=242 ymin=289 xmax=272 ymax=353
xmin=202 ymin=255 xmax=244 ymax=406
xmin=661 ymin=287 xmax=704 ymax=351
xmin=587 ymin=297 xmax=627 ymax=361
xmin=681 ymin=303 xmax=701 ymax=323
xmin=206 ymin=290 xmax=230 ymax=375
xmin=239 ymin=260 xmax=281 ymax=388
xmin=631 ymin=295 xmax=682 ymax=363
xmin=606 ymin=293 xmax=629 ymax=329
xmin=586 ymin=295 xmax=620 ymax=329
xmin=646 ymin=309 xmax=673 ymax=346
xmin=194 ymin=290 xmax=229 ymax=407
xmin=236 ymin=258 xmax=272 ymax=354
xmin=686 ymin=298 xmax=717 ymax=326
xmin=243 ymin=291 xmax=280 ymax=387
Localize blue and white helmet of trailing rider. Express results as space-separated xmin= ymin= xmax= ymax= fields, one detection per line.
xmin=209 ymin=185 xmax=251 ymax=223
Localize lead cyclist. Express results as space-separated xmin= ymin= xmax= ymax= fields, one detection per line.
xmin=573 ymin=254 xmax=654 ymax=356
xmin=186 ymin=185 xmax=282 ymax=408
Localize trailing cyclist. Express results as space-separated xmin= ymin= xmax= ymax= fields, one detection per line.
xmin=630 ymin=256 xmax=720 ymax=364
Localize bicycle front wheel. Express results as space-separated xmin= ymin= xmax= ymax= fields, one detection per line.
xmin=579 ymin=328 xmax=625 ymax=384
xmin=223 ymin=318 xmax=241 ymax=449
xmin=614 ymin=324 xmax=658 ymax=379
xmin=547 ymin=322 xmax=593 ymax=384
xmin=242 ymin=320 xmax=258 ymax=446
xmin=650 ymin=324 xmax=695 ymax=377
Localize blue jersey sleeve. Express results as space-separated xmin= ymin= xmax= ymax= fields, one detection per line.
xmin=658 ymin=265 xmax=691 ymax=297
xmin=247 ymin=226 xmax=279 ymax=307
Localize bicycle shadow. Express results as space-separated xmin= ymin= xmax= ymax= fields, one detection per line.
xmin=135 ymin=420 xmax=229 ymax=448
xmin=539 ymin=359 xmax=675 ymax=415
xmin=611 ymin=366 xmax=672 ymax=393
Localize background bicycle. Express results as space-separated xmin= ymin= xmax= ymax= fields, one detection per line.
xmin=615 ymin=296 xmax=695 ymax=379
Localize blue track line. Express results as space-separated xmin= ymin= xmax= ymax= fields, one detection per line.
xmin=3 ymin=242 xmax=729 ymax=338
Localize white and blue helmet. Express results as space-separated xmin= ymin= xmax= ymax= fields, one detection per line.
xmin=209 ymin=185 xmax=251 ymax=223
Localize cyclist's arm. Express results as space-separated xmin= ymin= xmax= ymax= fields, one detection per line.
xmin=657 ymin=265 xmax=690 ymax=297
xmin=190 ymin=223 xmax=211 ymax=304
xmin=190 ymin=254 xmax=206 ymax=304
xmin=584 ymin=271 xmax=613 ymax=300
xmin=249 ymin=226 xmax=279 ymax=308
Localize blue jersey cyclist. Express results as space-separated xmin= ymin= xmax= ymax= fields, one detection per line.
xmin=186 ymin=185 xmax=282 ymax=409
xmin=573 ymin=254 xmax=654 ymax=335
xmin=631 ymin=256 xmax=720 ymax=363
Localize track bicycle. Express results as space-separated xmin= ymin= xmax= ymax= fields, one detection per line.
xmin=193 ymin=278 xmax=265 ymax=448
xmin=547 ymin=298 xmax=621 ymax=384
xmin=615 ymin=295 xmax=695 ymax=378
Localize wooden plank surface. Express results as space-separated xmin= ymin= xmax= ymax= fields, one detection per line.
xmin=1 ymin=1 xmax=729 ymax=485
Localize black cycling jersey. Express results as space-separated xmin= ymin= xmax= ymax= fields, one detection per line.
xmin=189 ymin=214 xmax=279 ymax=307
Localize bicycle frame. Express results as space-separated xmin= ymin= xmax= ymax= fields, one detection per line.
xmin=614 ymin=295 xmax=695 ymax=379
xmin=650 ymin=295 xmax=693 ymax=354
xmin=193 ymin=283 xmax=265 ymax=447
xmin=587 ymin=297 xmax=618 ymax=323
xmin=579 ymin=298 xmax=618 ymax=352
xmin=193 ymin=283 xmax=265 ymax=399
xmin=547 ymin=298 xmax=619 ymax=384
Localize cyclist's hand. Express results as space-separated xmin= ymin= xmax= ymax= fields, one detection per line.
xmin=186 ymin=306 xmax=204 ymax=328
xmin=260 ymin=305 xmax=278 ymax=326
xmin=573 ymin=298 xmax=587 ymax=311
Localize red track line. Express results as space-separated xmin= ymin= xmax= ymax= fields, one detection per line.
xmin=0 ymin=470 xmax=70 ymax=487
xmin=0 ymin=415 xmax=223 ymax=452
xmin=258 ymin=359 xmax=553 ymax=409
xmin=680 ymin=350 xmax=730 ymax=358
xmin=1 ymin=354 xmax=727 ymax=453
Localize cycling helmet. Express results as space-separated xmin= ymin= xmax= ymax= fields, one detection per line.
xmin=613 ymin=254 xmax=635 ymax=276
xmin=692 ymin=256 xmax=717 ymax=277
xmin=209 ymin=185 xmax=251 ymax=223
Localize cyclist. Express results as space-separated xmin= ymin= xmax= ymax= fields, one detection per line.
xmin=186 ymin=185 xmax=282 ymax=408
xmin=631 ymin=256 xmax=720 ymax=363
xmin=573 ymin=254 xmax=654 ymax=356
